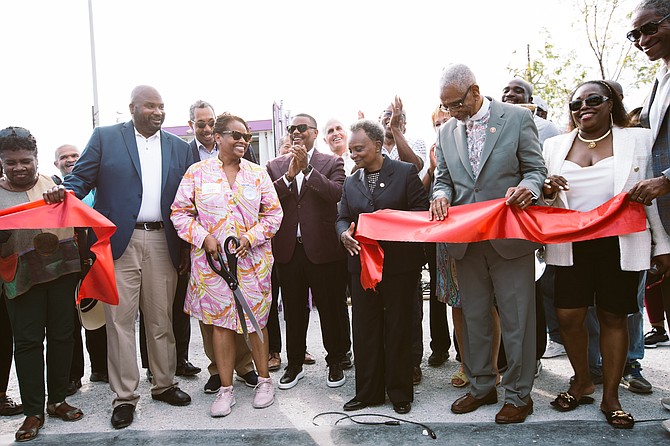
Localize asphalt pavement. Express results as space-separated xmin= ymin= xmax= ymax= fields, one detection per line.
xmin=1 ymin=299 xmax=669 ymax=445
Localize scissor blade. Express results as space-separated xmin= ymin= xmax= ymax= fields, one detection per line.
xmin=232 ymin=288 xmax=264 ymax=344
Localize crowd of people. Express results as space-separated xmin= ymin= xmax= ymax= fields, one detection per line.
xmin=1 ymin=0 xmax=670 ymax=441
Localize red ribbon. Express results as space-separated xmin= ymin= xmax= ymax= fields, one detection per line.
xmin=0 ymin=192 xmax=118 ymax=305
xmin=355 ymin=192 xmax=647 ymax=290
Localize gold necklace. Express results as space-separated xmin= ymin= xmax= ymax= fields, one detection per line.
xmin=577 ymin=128 xmax=611 ymax=149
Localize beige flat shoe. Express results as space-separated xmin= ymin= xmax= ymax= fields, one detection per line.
xmin=451 ymin=369 xmax=470 ymax=388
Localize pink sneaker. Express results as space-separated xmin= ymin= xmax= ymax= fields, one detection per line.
xmin=253 ymin=376 xmax=275 ymax=409
xmin=210 ymin=386 xmax=235 ymax=417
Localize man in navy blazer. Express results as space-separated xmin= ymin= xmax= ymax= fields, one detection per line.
xmin=45 ymin=85 xmax=194 ymax=429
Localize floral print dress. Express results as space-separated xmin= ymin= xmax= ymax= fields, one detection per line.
xmin=171 ymin=158 xmax=283 ymax=333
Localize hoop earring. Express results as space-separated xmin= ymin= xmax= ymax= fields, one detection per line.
xmin=610 ymin=113 xmax=614 ymax=127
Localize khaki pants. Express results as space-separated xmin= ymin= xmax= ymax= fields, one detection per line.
xmin=105 ymin=229 xmax=178 ymax=407
xmin=199 ymin=321 xmax=254 ymax=376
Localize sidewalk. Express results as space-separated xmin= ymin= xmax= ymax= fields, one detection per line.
xmin=1 ymin=301 xmax=669 ymax=445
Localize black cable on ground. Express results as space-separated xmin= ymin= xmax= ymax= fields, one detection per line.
xmin=312 ymin=411 xmax=437 ymax=439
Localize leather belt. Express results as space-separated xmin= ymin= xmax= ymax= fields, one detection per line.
xmin=134 ymin=221 xmax=164 ymax=231
xmin=296 ymin=236 xmax=303 ymax=244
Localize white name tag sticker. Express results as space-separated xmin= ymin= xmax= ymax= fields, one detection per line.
xmin=201 ymin=182 xmax=221 ymax=194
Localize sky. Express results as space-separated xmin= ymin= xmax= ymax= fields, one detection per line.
xmin=0 ymin=0 xmax=652 ymax=177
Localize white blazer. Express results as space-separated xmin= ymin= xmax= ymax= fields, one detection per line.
xmin=542 ymin=126 xmax=670 ymax=271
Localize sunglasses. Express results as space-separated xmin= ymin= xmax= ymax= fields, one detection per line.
xmin=568 ymin=95 xmax=609 ymax=112
xmin=193 ymin=119 xmax=215 ymax=129
xmin=220 ymin=130 xmax=253 ymax=142
xmin=0 ymin=127 xmax=32 ymax=139
xmin=627 ymin=12 xmax=670 ymax=42
xmin=440 ymin=84 xmax=474 ymax=113
xmin=287 ymin=124 xmax=317 ymax=133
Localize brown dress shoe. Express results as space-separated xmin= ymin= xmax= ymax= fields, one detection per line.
xmin=304 ymin=351 xmax=316 ymax=365
xmin=268 ymin=352 xmax=281 ymax=372
xmin=451 ymin=388 xmax=498 ymax=414
xmin=495 ymin=399 xmax=534 ymax=424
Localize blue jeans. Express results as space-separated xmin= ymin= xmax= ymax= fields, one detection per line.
xmin=586 ymin=271 xmax=645 ymax=373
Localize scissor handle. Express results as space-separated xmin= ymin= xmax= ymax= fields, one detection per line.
xmin=206 ymin=250 xmax=238 ymax=290
xmin=224 ymin=236 xmax=241 ymax=257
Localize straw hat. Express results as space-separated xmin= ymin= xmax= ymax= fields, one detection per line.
xmin=75 ymin=280 xmax=106 ymax=330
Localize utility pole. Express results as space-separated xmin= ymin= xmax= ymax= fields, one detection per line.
xmin=88 ymin=0 xmax=99 ymax=128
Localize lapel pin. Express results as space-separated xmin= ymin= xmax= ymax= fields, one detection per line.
xmin=490 ymin=127 xmax=497 ymax=133
xmin=633 ymin=167 xmax=639 ymax=172
xmin=379 ymin=183 xmax=385 ymax=188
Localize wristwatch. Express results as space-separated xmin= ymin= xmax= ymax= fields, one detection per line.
xmin=302 ymin=164 xmax=313 ymax=176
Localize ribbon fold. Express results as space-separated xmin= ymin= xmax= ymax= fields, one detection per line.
xmin=355 ymin=193 xmax=646 ymax=290
xmin=0 ymin=192 xmax=118 ymax=305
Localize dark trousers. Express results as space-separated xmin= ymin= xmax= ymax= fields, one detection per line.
xmin=351 ymin=269 xmax=419 ymax=404
xmin=340 ymin=262 xmax=353 ymax=356
xmin=70 ymin=310 xmax=107 ymax=381
xmin=277 ymin=242 xmax=348 ymax=368
xmin=0 ymin=297 xmax=12 ymax=393
xmin=425 ymin=243 xmax=451 ymax=354
xmin=268 ymin=265 xmax=282 ymax=354
xmin=140 ymin=272 xmax=191 ymax=369
xmin=412 ymin=284 xmax=423 ymax=367
xmin=5 ymin=273 xmax=77 ymax=416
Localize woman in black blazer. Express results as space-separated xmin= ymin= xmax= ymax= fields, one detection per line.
xmin=336 ymin=119 xmax=428 ymax=414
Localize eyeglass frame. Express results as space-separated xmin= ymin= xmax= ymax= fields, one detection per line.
xmin=568 ymin=94 xmax=610 ymax=112
xmin=439 ymin=84 xmax=474 ymax=113
xmin=219 ymin=130 xmax=253 ymax=142
xmin=286 ymin=124 xmax=317 ymax=134
xmin=626 ymin=11 xmax=670 ymax=42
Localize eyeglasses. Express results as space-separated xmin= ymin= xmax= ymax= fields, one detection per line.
xmin=440 ymin=85 xmax=473 ymax=112
xmin=627 ymin=12 xmax=670 ymax=42
xmin=0 ymin=127 xmax=32 ymax=139
xmin=287 ymin=124 xmax=317 ymax=133
xmin=192 ymin=119 xmax=215 ymax=129
xmin=568 ymin=95 xmax=609 ymax=112
xmin=220 ymin=130 xmax=253 ymax=142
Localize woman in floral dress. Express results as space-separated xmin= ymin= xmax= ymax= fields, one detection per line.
xmin=171 ymin=114 xmax=282 ymax=417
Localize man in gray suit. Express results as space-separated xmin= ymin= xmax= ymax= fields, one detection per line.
xmin=430 ymin=64 xmax=546 ymax=424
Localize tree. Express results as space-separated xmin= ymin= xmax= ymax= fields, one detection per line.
xmin=507 ymin=29 xmax=587 ymax=127
xmin=507 ymin=0 xmax=659 ymax=126
xmin=577 ymin=0 xmax=658 ymax=87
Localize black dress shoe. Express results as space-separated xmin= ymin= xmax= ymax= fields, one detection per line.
xmin=111 ymin=404 xmax=135 ymax=429
xmin=176 ymin=361 xmax=201 ymax=377
xmin=90 ymin=372 xmax=108 ymax=383
xmin=152 ymin=386 xmax=191 ymax=406
xmin=66 ymin=380 xmax=82 ymax=396
xmin=343 ymin=398 xmax=368 ymax=412
xmin=393 ymin=402 xmax=412 ymax=414
xmin=428 ymin=351 xmax=448 ymax=367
